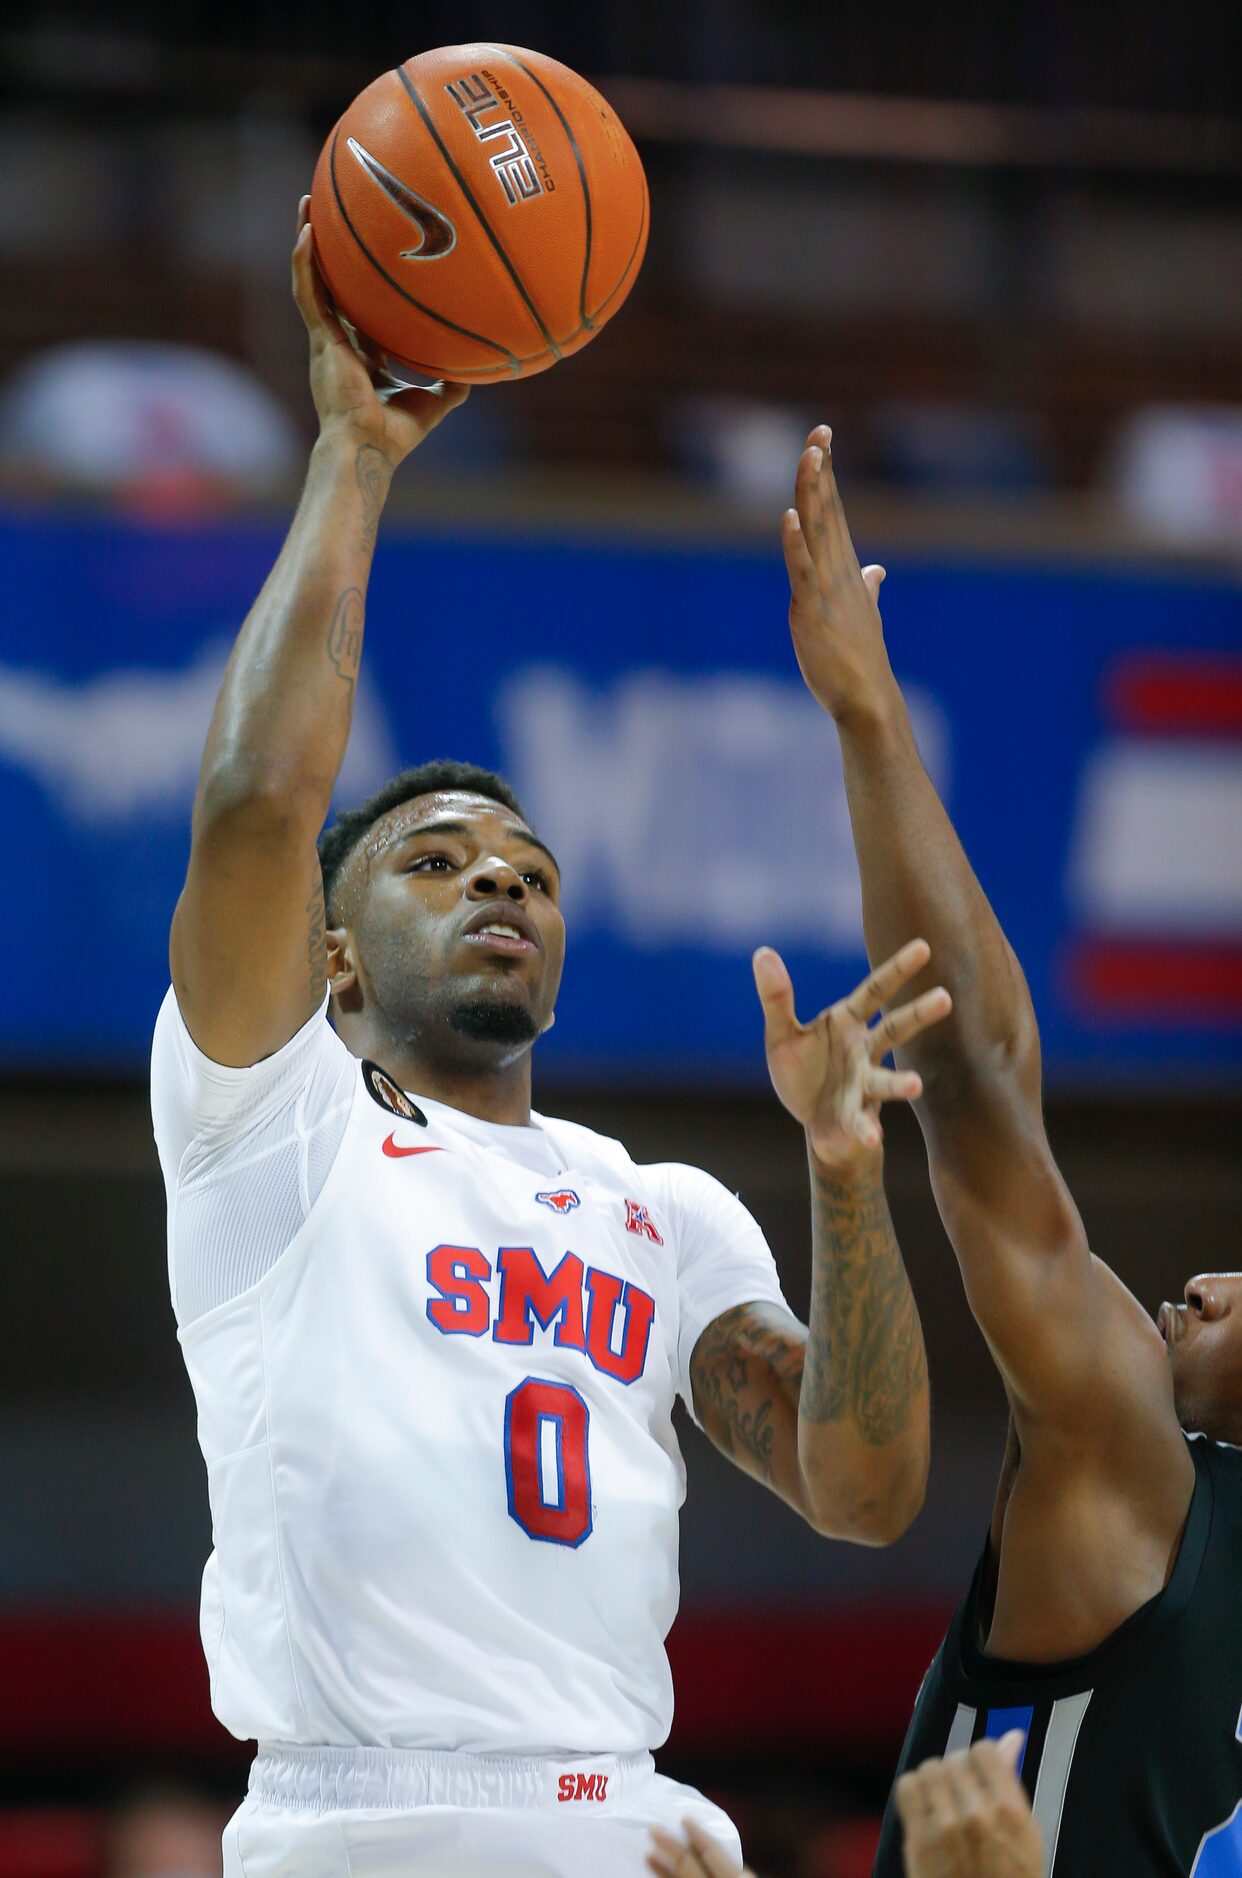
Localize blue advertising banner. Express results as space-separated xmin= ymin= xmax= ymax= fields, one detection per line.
xmin=1 ymin=505 xmax=1239 ymax=1082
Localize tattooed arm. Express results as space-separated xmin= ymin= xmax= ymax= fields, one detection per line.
xmin=690 ymin=943 xmax=946 ymax=1543
xmin=170 ymin=196 xmax=465 ymax=1066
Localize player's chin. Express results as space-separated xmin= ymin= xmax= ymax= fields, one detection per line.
xmin=1170 ymin=1361 xmax=1210 ymax=1438
xmin=446 ymin=984 xmax=542 ymax=1048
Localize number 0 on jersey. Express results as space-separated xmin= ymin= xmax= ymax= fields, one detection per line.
xmin=504 ymin=1377 xmax=593 ymax=1547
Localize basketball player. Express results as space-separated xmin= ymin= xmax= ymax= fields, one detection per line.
xmin=778 ymin=427 xmax=1242 ymax=1873
xmin=148 ymin=201 xmax=946 ymax=1878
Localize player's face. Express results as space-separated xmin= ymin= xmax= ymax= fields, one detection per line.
xmin=341 ymin=790 xmax=565 ymax=1055
xmin=1159 ymin=1273 xmax=1242 ymax=1445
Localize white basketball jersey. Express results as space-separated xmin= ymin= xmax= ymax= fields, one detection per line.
xmin=169 ymin=1036 xmax=788 ymax=1756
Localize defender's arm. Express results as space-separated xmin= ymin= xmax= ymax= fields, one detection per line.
xmin=780 ymin=429 xmax=1180 ymax=1449
xmin=170 ymin=200 xmax=466 ymax=1068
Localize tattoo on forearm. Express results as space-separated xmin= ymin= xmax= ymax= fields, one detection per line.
xmin=305 ymin=867 xmax=327 ymax=1006
xmin=801 ymin=1161 xmax=927 ymax=1445
xmin=356 ymin=443 xmax=390 ymax=555
xmin=691 ymin=1305 xmax=804 ymax=1487
xmin=326 ymin=587 xmax=364 ymax=691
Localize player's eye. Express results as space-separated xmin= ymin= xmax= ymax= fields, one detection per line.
xmin=521 ymin=868 xmax=550 ymax=892
xmin=407 ymin=853 xmax=453 ymax=874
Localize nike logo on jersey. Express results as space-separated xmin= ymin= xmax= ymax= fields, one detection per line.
xmin=382 ymin=1134 xmax=444 ymax=1159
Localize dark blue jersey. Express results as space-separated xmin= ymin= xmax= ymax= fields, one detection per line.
xmin=875 ymin=1437 xmax=1242 ymax=1876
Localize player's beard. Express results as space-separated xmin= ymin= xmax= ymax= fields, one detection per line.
xmin=448 ymin=993 xmax=539 ymax=1046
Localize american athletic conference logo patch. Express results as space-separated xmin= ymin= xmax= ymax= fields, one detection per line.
xmin=624 ymin=1199 xmax=664 ymax=1244
xmin=536 ymin=1188 xmax=580 ymax=1214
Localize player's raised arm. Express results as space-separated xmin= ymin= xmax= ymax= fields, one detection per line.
xmin=690 ymin=942 xmax=946 ymax=1544
xmin=778 ymin=429 xmax=1181 ymax=1454
xmin=169 ymin=198 xmax=466 ymax=1066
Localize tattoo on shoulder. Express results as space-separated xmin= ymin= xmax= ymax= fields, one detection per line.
xmin=326 ymin=587 xmax=364 ymax=691
xmin=801 ymin=1162 xmax=927 ymax=1445
xmin=356 ymin=444 xmax=390 ymax=555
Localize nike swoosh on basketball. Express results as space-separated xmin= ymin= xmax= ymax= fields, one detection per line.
xmin=381 ymin=1134 xmax=445 ymax=1159
xmin=347 ymin=137 xmax=457 ymax=259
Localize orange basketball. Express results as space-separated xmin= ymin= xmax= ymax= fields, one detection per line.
xmin=309 ymin=43 xmax=649 ymax=386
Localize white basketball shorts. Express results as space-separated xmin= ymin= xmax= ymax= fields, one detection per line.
xmin=221 ymin=1743 xmax=743 ymax=1877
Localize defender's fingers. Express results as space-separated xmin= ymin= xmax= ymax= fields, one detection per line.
xmin=942 ymin=1746 xmax=1001 ymax=1829
xmin=896 ymin=1760 xmax=956 ymax=1838
xmin=646 ymin=1825 xmax=685 ymax=1876
xmin=781 ymin=506 xmax=817 ymax=599
xmin=802 ymin=426 xmax=861 ymax=574
xmin=863 ymin=1064 xmax=924 ymax=1104
xmin=894 ymin=1767 xmax=934 ymax=1830
xmin=753 ymin=947 xmax=800 ymax=1046
xmin=995 ymin=1728 xmax=1027 ymax=1774
xmin=296 ymin=192 xmax=310 ymax=234
xmin=862 ymin=563 xmax=887 ymax=604
xmin=682 ymin=1818 xmax=743 ymax=1874
xmin=794 ymin=440 xmax=827 ymax=547
xmin=868 ymin=986 xmax=952 ymax=1059
xmin=843 ymin=938 xmax=932 ymax=1023
xmin=971 ymin=1731 xmax=1027 ymax=1794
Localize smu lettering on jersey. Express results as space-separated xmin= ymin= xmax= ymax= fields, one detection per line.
xmin=175 ymin=1051 xmax=772 ymax=1758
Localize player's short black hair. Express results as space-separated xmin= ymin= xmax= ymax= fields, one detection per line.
xmin=318 ymin=759 xmax=526 ymax=922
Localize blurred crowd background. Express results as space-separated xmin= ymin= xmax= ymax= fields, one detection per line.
xmin=1 ymin=3 xmax=1239 ymax=1875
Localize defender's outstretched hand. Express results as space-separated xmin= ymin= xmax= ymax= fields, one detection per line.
xmin=781 ymin=423 xmax=894 ymax=724
xmin=291 ymin=195 xmax=468 ymax=463
xmin=647 ymin=1818 xmax=754 ymax=1878
xmin=895 ymin=1732 xmax=1043 ymax=1877
xmin=753 ymin=939 xmax=951 ymax=1166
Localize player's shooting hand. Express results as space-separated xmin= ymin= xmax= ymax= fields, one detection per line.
xmin=753 ymin=938 xmax=951 ymax=1166
xmin=781 ymin=425 xmax=896 ymax=725
xmin=895 ymin=1732 xmax=1043 ymax=1878
xmin=647 ymin=1818 xmax=756 ymax=1878
xmin=291 ymin=196 xmax=468 ymax=465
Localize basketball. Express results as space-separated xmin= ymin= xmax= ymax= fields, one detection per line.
xmin=308 ymin=43 xmax=649 ymax=386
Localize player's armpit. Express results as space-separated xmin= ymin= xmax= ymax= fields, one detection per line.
xmin=689 ymin=1300 xmax=812 ymax=1517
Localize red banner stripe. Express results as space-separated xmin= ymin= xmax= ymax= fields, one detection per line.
xmin=1068 ymin=940 xmax=1242 ymax=1019
xmin=1104 ymin=656 xmax=1242 ymax=738
xmin=0 ymin=1605 xmax=948 ymax=1760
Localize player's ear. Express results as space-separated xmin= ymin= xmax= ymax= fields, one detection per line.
xmin=327 ymin=926 xmax=361 ymax=1010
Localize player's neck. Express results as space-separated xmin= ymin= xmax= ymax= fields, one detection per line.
xmin=408 ymin=1059 xmax=534 ymax=1126
xmin=346 ymin=1028 xmax=534 ymax=1125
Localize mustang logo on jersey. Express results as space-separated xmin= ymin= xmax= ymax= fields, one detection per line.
xmin=425 ymin=1243 xmax=656 ymax=1384
xmin=536 ymin=1188 xmax=580 ymax=1213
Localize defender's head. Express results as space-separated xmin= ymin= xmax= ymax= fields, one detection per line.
xmin=1160 ymin=1273 xmax=1242 ymax=1446
xmin=318 ymin=759 xmax=564 ymax=1069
